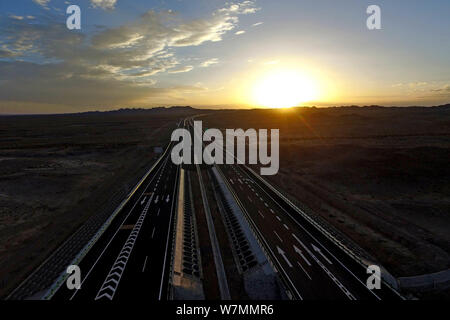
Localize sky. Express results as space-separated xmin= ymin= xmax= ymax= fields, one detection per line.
xmin=0 ymin=0 xmax=449 ymax=114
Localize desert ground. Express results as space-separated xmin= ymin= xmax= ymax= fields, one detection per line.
xmin=201 ymin=105 xmax=450 ymax=279
xmin=1 ymin=105 xmax=449 ymax=298
xmin=0 ymin=108 xmax=195 ymax=297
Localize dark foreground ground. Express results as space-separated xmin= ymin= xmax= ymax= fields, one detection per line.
xmin=0 ymin=108 xmax=195 ymax=297
xmin=1 ymin=105 xmax=450 ymax=299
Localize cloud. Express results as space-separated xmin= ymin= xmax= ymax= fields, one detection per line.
xmin=235 ymin=30 xmax=245 ymax=35
xmin=217 ymin=1 xmax=260 ymax=15
xmin=0 ymin=60 xmax=201 ymax=110
xmin=167 ymin=12 xmax=240 ymax=47
xmin=431 ymin=84 xmax=450 ymax=92
xmin=32 ymin=0 xmax=50 ymax=8
xmin=0 ymin=1 xmax=258 ymax=110
xmin=408 ymin=82 xmax=428 ymax=88
xmin=200 ymin=58 xmax=219 ymax=68
xmin=0 ymin=15 xmax=85 ymax=58
xmin=263 ymin=60 xmax=280 ymax=65
xmin=9 ymin=15 xmax=24 ymax=20
xmin=392 ymin=82 xmax=429 ymax=89
xmin=168 ymin=65 xmax=194 ymax=74
xmin=252 ymin=22 xmax=263 ymax=27
xmin=91 ymin=0 xmax=117 ymax=10
xmin=0 ymin=48 xmax=19 ymax=58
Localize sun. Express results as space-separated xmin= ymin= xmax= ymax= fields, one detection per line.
xmin=252 ymin=70 xmax=319 ymax=108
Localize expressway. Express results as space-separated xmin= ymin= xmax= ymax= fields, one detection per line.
xmin=48 ymin=117 xmax=402 ymax=301
xmin=184 ymin=116 xmax=402 ymax=300
xmin=218 ymin=163 xmax=402 ymax=300
xmin=52 ymin=140 xmax=180 ymax=301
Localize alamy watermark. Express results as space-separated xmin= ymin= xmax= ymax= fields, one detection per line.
xmin=66 ymin=5 xmax=81 ymax=30
xmin=366 ymin=265 xmax=381 ymax=290
xmin=171 ymin=121 xmax=279 ymax=176
xmin=66 ymin=264 xmax=81 ymax=290
xmin=367 ymin=5 xmax=381 ymax=30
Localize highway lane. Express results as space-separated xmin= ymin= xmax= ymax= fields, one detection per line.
xmin=219 ymin=163 xmax=402 ymax=300
xmin=52 ymin=143 xmax=180 ymax=301
xmin=111 ymin=159 xmax=179 ymax=301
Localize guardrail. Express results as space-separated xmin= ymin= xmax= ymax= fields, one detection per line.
xmin=214 ymin=165 xmax=297 ymax=300
xmin=398 ymin=268 xmax=450 ymax=292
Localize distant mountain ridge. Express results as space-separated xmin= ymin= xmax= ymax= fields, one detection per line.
xmin=1 ymin=104 xmax=450 ymax=117
xmin=79 ymin=106 xmax=198 ymax=115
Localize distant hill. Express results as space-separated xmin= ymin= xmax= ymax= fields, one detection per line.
xmin=78 ymin=106 xmax=201 ymax=115
xmin=2 ymin=104 xmax=449 ymax=117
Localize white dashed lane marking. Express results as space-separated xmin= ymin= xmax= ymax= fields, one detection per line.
xmin=292 ymin=234 xmax=355 ymax=300
xmin=274 ymin=230 xmax=283 ymax=242
xmin=297 ymin=261 xmax=312 ymax=280
xmin=142 ymin=256 xmax=148 ymax=272
xmin=293 ymin=245 xmax=312 ymax=266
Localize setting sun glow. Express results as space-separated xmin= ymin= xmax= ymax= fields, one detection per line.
xmin=252 ymin=70 xmax=319 ymax=108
